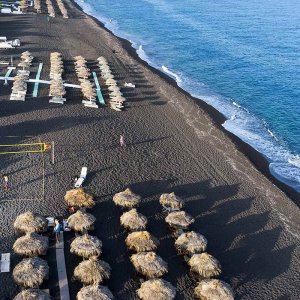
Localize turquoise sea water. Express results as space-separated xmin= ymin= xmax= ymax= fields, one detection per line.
xmin=76 ymin=0 xmax=300 ymax=192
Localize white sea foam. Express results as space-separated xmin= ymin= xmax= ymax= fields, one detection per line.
xmin=162 ymin=65 xmax=183 ymax=84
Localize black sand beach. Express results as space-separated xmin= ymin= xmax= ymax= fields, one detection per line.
xmin=0 ymin=1 xmax=300 ymax=299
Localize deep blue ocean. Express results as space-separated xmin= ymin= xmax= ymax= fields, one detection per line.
xmin=76 ymin=0 xmax=300 ymax=192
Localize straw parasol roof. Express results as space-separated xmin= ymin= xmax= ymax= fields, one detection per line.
xmin=67 ymin=210 xmax=96 ymax=232
xmin=14 ymin=212 xmax=48 ymax=234
xmin=14 ymin=289 xmax=51 ymax=300
xmin=64 ymin=188 xmax=95 ymax=208
xmin=137 ymin=279 xmax=176 ymax=300
xmin=130 ymin=252 xmax=168 ymax=278
xmin=105 ymin=79 xmax=117 ymax=86
xmin=159 ymin=192 xmax=183 ymax=209
xmin=194 ymin=279 xmax=234 ymax=300
xmin=126 ymin=231 xmax=159 ymax=252
xmin=13 ymin=257 xmax=49 ymax=288
xmin=120 ymin=208 xmax=147 ymax=231
xmin=77 ymin=285 xmax=114 ymax=300
xmin=113 ymin=188 xmax=141 ymax=208
xmin=13 ymin=233 xmax=48 ymax=257
xmin=165 ymin=211 xmax=194 ymax=229
xmin=108 ymin=85 xmax=120 ymax=92
xmin=74 ymin=256 xmax=111 ymax=285
xmin=188 ymin=253 xmax=221 ymax=278
xmin=175 ymin=231 xmax=207 ymax=255
xmin=70 ymin=234 xmax=102 ymax=258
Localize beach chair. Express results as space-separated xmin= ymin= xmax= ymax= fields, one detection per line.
xmin=162 ymin=205 xmax=180 ymax=213
xmin=75 ymin=167 xmax=87 ymax=188
xmin=46 ymin=217 xmax=55 ymax=227
xmin=124 ymin=82 xmax=135 ymax=88
xmin=63 ymin=219 xmax=71 ymax=231
xmin=0 ymin=253 xmax=11 ymax=273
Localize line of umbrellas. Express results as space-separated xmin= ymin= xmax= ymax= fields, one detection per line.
xmin=46 ymin=0 xmax=55 ymax=18
xmin=113 ymin=188 xmax=177 ymax=300
xmin=97 ymin=56 xmax=126 ymax=111
xmin=64 ymin=188 xmax=115 ymax=299
xmin=49 ymin=52 xmax=66 ymax=98
xmin=160 ymin=192 xmax=234 ymax=300
xmin=56 ymin=0 xmax=68 ymax=19
xmin=74 ymin=56 xmax=97 ymax=102
xmin=11 ymin=211 xmax=51 ymax=300
xmin=34 ymin=0 xmax=41 ymax=14
xmin=11 ymin=51 xmax=33 ymax=96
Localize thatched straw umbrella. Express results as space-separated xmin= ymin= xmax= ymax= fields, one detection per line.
xmin=14 ymin=288 xmax=51 ymax=300
xmin=70 ymin=234 xmax=102 ymax=258
xmin=130 ymin=252 xmax=167 ymax=278
xmin=67 ymin=210 xmax=96 ymax=232
xmin=74 ymin=256 xmax=111 ymax=285
xmin=120 ymin=208 xmax=147 ymax=231
xmin=108 ymin=85 xmax=120 ymax=92
xmin=126 ymin=231 xmax=159 ymax=252
xmin=194 ymin=279 xmax=234 ymax=300
xmin=64 ymin=188 xmax=95 ymax=208
xmin=175 ymin=231 xmax=207 ymax=255
xmin=137 ymin=279 xmax=176 ymax=300
xmin=113 ymin=188 xmax=141 ymax=208
xmin=165 ymin=211 xmax=194 ymax=229
xmin=188 ymin=253 xmax=221 ymax=278
xmin=77 ymin=285 xmax=114 ymax=300
xmin=106 ymin=79 xmax=117 ymax=86
xmin=159 ymin=192 xmax=183 ymax=209
xmin=13 ymin=257 xmax=49 ymax=288
xmin=13 ymin=233 xmax=48 ymax=257
xmin=14 ymin=212 xmax=48 ymax=234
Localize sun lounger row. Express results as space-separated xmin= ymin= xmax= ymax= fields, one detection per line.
xmin=97 ymin=56 xmax=125 ymax=112
xmin=46 ymin=0 xmax=55 ymax=17
xmin=56 ymin=0 xmax=68 ymax=18
xmin=34 ymin=0 xmax=42 ymax=13
xmin=49 ymin=52 xmax=66 ymax=104
xmin=74 ymin=56 xmax=98 ymax=108
xmin=10 ymin=51 xmax=33 ymax=101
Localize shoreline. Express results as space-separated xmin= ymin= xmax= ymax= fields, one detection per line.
xmin=71 ymin=0 xmax=300 ymax=205
xmin=1 ymin=3 xmax=300 ymax=299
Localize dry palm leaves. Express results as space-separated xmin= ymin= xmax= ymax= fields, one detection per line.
xmin=194 ymin=279 xmax=234 ymax=300
xmin=131 ymin=252 xmax=168 ymax=278
xmin=159 ymin=193 xmax=183 ymax=209
xmin=137 ymin=279 xmax=176 ymax=300
xmin=165 ymin=211 xmax=194 ymax=229
xmin=13 ymin=233 xmax=48 ymax=257
xmin=14 ymin=288 xmax=51 ymax=300
xmin=175 ymin=231 xmax=207 ymax=255
xmin=74 ymin=257 xmax=111 ymax=285
xmin=13 ymin=257 xmax=49 ymax=288
xmin=113 ymin=188 xmax=141 ymax=208
xmin=77 ymin=285 xmax=114 ymax=300
xmin=64 ymin=188 xmax=95 ymax=208
xmin=70 ymin=234 xmax=102 ymax=258
xmin=67 ymin=210 xmax=96 ymax=232
xmin=188 ymin=253 xmax=221 ymax=278
xmin=120 ymin=209 xmax=147 ymax=231
xmin=14 ymin=212 xmax=48 ymax=234
xmin=126 ymin=231 xmax=159 ymax=252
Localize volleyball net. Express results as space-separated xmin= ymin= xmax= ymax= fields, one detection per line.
xmin=0 ymin=142 xmax=51 ymax=155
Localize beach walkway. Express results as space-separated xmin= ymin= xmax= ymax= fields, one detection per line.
xmin=55 ymin=232 xmax=70 ymax=300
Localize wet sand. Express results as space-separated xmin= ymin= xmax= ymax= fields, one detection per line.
xmin=0 ymin=1 xmax=300 ymax=299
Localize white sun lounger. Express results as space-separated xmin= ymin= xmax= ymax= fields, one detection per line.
xmin=162 ymin=205 xmax=180 ymax=213
xmin=124 ymin=82 xmax=135 ymax=88
xmin=75 ymin=167 xmax=87 ymax=188
xmin=0 ymin=253 xmax=10 ymax=273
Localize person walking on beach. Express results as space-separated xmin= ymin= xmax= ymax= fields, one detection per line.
xmin=2 ymin=175 xmax=10 ymax=192
xmin=54 ymin=219 xmax=62 ymax=243
xmin=120 ymin=134 xmax=125 ymax=147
